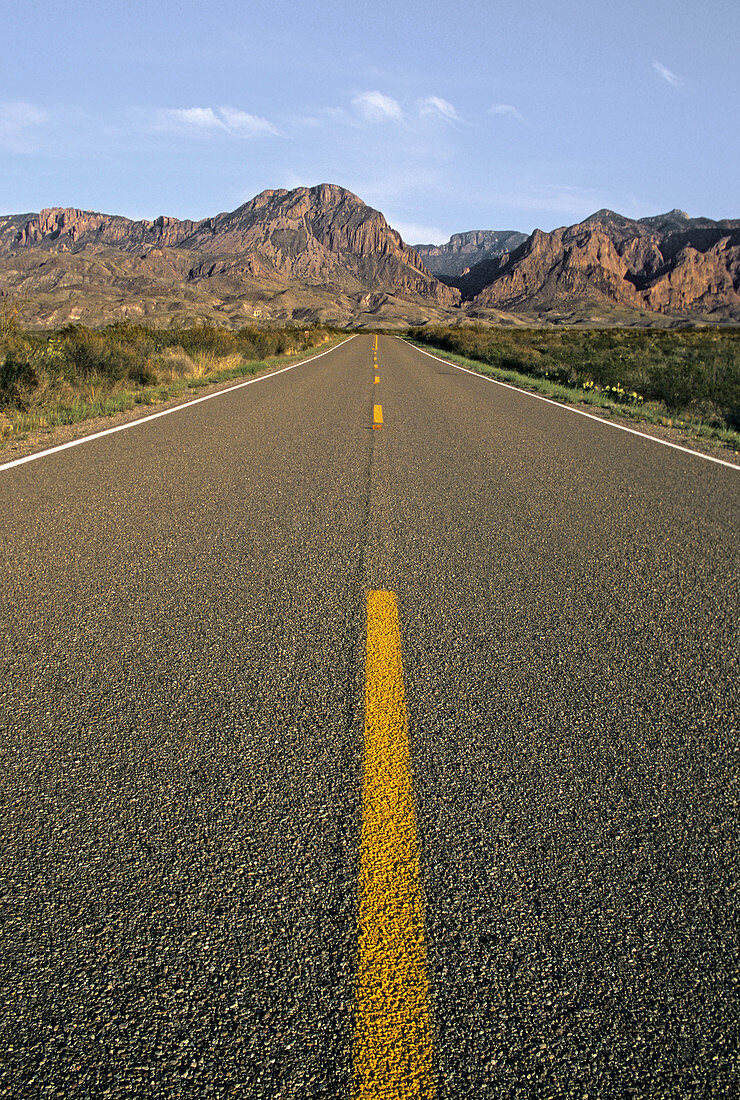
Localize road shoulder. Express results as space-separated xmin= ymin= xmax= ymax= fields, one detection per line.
xmin=403 ymin=338 xmax=740 ymax=469
xmin=0 ymin=339 xmax=350 ymax=466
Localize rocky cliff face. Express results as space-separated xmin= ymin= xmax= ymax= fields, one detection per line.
xmin=3 ymin=207 xmax=197 ymax=252
xmin=413 ymin=229 xmax=528 ymax=279
xmin=179 ymin=184 xmax=458 ymax=304
xmin=1 ymin=185 xmax=458 ymax=316
xmin=463 ymin=210 xmax=740 ymax=319
xmin=1 ymin=192 xmax=738 ymax=326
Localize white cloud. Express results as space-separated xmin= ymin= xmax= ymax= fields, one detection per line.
xmin=352 ymin=91 xmax=404 ymax=123
xmin=0 ymin=101 xmax=48 ymax=152
xmin=488 ymin=103 xmax=524 ymax=122
xmin=158 ymin=107 xmax=224 ymax=131
xmin=152 ymin=106 xmax=279 ymax=137
xmin=653 ymin=60 xmax=682 ymax=87
xmin=417 ymin=96 xmax=460 ymax=123
xmin=218 ymin=107 xmax=279 ymax=137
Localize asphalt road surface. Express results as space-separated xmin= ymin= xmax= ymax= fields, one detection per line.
xmin=1 ymin=335 xmax=738 ymax=1098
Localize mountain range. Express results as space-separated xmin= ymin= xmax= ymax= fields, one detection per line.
xmin=447 ymin=208 xmax=740 ymax=324
xmin=413 ymin=230 xmax=528 ymax=279
xmin=0 ymin=184 xmax=738 ymax=328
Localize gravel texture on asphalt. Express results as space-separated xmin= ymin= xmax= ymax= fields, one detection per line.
xmin=1 ymin=335 xmax=738 ymax=1098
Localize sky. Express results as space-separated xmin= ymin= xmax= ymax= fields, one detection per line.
xmin=1 ymin=0 xmax=738 ymax=243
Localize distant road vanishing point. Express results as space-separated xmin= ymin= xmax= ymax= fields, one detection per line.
xmin=2 ymin=336 xmax=738 ymax=1097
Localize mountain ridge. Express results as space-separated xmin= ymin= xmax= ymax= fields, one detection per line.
xmin=460 ymin=209 xmax=740 ymax=319
xmin=412 ymin=230 xmax=528 ymax=279
xmin=1 ymin=187 xmax=738 ymax=327
xmin=0 ymin=185 xmax=459 ymax=327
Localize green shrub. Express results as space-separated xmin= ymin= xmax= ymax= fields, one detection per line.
xmin=408 ymin=325 xmax=740 ymax=433
xmin=0 ymin=352 xmax=38 ymax=408
xmin=0 ymin=320 xmax=337 ymax=440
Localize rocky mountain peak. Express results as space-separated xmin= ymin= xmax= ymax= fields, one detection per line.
xmin=1 ymin=190 xmax=736 ymax=326
xmin=0 ymin=183 xmax=459 ymax=321
xmin=246 ymin=187 xmax=289 ymax=208
xmin=413 ymin=227 xmax=528 ymax=280
xmin=580 ymin=209 xmax=637 ymax=231
xmin=241 ymin=183 xmax=364 ymax=218
xmin=461 ymin=206 xmax=740 ymax=319
xmin=638 ymin=209 xmax=692 ymax=231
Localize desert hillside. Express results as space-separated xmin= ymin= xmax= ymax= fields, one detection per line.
xmin=1 ymin=190 xmax=738 ymax=327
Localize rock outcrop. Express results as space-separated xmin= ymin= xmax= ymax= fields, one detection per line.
xmin=413 ymin=229 xmax=527 ymax=279
xmin=0 ymin=185 xmax=459 ymax=323
xmin=462 ymin=210 xmax=740 ymax=320
xmin=1 ymin=192 xmax=738 ymax=326
xmin=179 ymin=184 xmax=458 ymax=304
xmin=4 ymin=208 xmax=197 ymax=252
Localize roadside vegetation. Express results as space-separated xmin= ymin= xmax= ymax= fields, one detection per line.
xmin=0 ymin=310 xmax=340 ymax=446
xmin=407 ymin=325 xmax=740 ymax=453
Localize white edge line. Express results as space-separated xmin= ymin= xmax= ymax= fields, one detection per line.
xmin=399 ymin=337 xmax=740 ymax=472
xmin=0 ymin=336 xmax=356 ymax=473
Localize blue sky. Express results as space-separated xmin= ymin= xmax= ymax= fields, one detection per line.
xmin=1 ymin=0 xmax=738 ymax=243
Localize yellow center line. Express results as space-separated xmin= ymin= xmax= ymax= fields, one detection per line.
xmin=373 ymin=404 xmax=383 ymax=429
xmin=374 ymin=376 xmax=379 ymax=384
xmin=353 ymin=591 xmax=436 ymax=1100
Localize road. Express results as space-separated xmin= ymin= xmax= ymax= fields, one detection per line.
xmin=1 ymin=334 xmax=738 ymax=1098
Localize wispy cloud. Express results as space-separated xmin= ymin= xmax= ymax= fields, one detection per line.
xmin=219 ymin=107 xmax=280 ymax=136
xmin=351 ymin=91 xmax=404 ymax=124
xmin=152 ymin=106 xmax=279 ymax=137
xmin=294 ymin=92 xmax=458 ymax=133
xmin=653 ymin=60 xmax=683 ymax=87
xmin=0 ymin=101 xmax=48 ymax=152
xmin=417 ymin=96 xmax=460 ymax=123
xmin=488 ymin=103 xmax=524 ymax=123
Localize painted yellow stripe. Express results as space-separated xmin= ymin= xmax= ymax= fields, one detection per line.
xmin=374 ymin=375 xmax=380 ymax=385
xmin=353 ymin=591 xmax=436 ymax=1100
xmin=373 ymin=404 xmax=383 ymax=429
